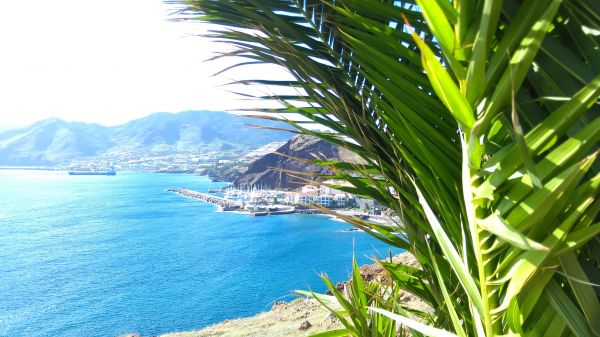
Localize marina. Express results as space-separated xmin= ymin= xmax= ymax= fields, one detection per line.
xmin=168 ymin=187 xmax=387 ymax=221
xmin=169 ymin=188 xmax=298 ymax=216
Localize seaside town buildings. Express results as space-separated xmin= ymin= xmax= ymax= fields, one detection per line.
xmin=222 ymin=180 xmax=384 ymax=215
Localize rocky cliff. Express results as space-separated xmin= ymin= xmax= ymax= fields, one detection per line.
xmin=234 ymin=135 xmax=358 ymax=190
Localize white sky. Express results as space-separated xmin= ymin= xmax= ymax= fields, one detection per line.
xmin=0 ymin=0 xmax=290 ymax=129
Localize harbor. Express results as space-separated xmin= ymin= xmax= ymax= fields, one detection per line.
xmin=169 ymin=188 xmax=299 ymax=216
xmin=168 ymin=187 xmax=391 ymax=223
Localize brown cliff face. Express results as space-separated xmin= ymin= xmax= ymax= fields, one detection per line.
xmin=234 ymin=135 xmax=357 ymax=190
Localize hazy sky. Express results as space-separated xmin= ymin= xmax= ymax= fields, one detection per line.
xmin=0 ymin=0 xmax=288 ymax=129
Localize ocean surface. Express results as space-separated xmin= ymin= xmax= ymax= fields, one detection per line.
xmin=0 ymin=170 xmax=396 ymax=337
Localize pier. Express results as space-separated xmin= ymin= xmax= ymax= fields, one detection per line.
xmin=169 ymin=188 xmax=241 ymax=211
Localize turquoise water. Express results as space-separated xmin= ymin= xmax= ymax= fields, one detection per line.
xmin=0 ymin=171 xmax=395 ymax=337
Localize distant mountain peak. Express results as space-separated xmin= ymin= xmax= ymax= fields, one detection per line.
xmin=0 ymin=111 xmax=292 ymax=165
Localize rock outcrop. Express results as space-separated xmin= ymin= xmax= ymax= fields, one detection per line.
xmin=234 ymin=135 xmax=359 ymax=190
xmin=161 ymin=298 xmax=340 ymax=337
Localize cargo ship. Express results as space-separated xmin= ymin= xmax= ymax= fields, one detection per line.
xmin=68 ymin=168 xmax=116 ymax=176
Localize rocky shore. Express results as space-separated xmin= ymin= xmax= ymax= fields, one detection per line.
xmin=157 ymin=253 xmax=423 ymax=337
xmin=160 ymin=298 xmax=339 ymax=337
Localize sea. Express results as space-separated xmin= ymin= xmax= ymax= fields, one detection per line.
xmin=0 ymin=170 xmax=397 ymax=337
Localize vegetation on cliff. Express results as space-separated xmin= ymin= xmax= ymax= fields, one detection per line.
xmin=174 ymin=1 xmax=600 ymax=336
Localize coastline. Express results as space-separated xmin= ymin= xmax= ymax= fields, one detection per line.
xmin=157 ymin=253 xmax=423 ymax=337
xmin=159 ymin=298 xmax=340 ymax=337
xmin=158 ymin=185 xmax=405 ymax=336
xmin=169 ymin=187 xmax=391 ymax=225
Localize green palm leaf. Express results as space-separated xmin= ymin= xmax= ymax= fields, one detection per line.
xmin=172 ymin=0 xmax=600 ymax=335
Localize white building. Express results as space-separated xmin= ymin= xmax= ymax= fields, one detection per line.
xmin=315 ymin=195 xmax=333 ymax=207
xmin=333 ymin=194 xmax=348 ymax=207
xmin=295 ymin=193 xmax=315 ymax=204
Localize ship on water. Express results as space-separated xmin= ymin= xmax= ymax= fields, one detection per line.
xmin=68 ymin=168 xmax=116 ymax=176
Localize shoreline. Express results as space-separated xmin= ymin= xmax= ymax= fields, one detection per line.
xmin=169 ymin=188 xmax=381 ymax=235
xmin=157 ymin=298 xmax=339 ymax=337
xmin=169 ymin=187 xmax=390 ymax=225
xmin=157 ymin=253 xmax=421 ymax=337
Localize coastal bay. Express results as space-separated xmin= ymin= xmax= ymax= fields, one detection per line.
xmin=0 ymin=170 xmax=394 ymax=337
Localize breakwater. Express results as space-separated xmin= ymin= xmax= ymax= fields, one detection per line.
xmin=169 ymin=188 xmax=241 ymax=211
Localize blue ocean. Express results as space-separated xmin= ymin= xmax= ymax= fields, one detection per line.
xmin=0 ymin=170 xmax=395 ymax=337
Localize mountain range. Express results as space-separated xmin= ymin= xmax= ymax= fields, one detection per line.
xmin=0 ymin=111 xmax=292 ymax=165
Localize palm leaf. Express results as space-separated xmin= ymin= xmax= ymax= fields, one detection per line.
xmin=172 ymin=0 xmax=600 ymax=335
